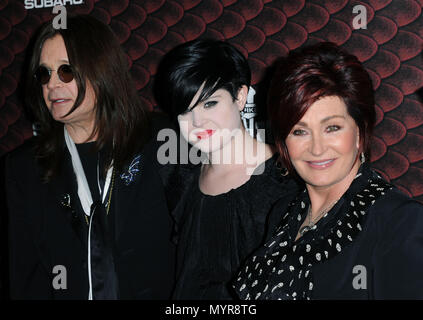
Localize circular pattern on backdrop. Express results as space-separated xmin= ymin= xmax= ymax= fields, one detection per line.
xmin=0 ymin=0 xmax=422 ymax=202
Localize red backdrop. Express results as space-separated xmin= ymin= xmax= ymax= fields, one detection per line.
xmin=0 ymin=0 xmax=422 ymax=201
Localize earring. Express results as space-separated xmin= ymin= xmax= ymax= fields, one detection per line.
xmin=360 ymin=152 xmax=366 ymax=164
xmin=240 ymin=109 xmax=246 ymax=120
xmin=280 ymin=167 xmax=289 ymax=177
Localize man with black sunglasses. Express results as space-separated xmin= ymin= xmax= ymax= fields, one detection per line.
xmin=5 ymin=14 xmax=176 ymax=300
xmin=34 ymin=64 xmax=74 ymax=86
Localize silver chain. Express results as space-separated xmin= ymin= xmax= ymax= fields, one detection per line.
xmin=299 ymin=200 xmax=338 ymax=235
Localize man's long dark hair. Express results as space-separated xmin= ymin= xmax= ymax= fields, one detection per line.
xmin=26 ymin=15 xmax=150 ymax=182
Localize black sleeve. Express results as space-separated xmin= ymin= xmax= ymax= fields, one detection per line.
xmin=0 ymin=155 xmax=9 ymax=300
xmin=5 ymin=152 xmax=52 ymax=299
xmin=374 ymin=200 xmax=423 ymax=299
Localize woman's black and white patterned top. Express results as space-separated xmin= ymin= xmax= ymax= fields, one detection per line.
xmin=232 ymin=163 xmax=423 ymax=300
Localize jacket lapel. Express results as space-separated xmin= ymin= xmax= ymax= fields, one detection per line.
xmin=38 ymin=153 xmax=88 ymax=297
xmin=44 ymin=152 xmax=87 ymax=252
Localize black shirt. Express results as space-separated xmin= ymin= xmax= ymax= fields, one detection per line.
xmin=172 ymin=155 xmax=299 ymax=300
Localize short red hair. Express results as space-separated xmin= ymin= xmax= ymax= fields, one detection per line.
xmin=267 ymin=42 xmax=375 ymax=174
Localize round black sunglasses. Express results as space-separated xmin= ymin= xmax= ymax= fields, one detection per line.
xmin=34 ymin=64 xmax=74 ymax=85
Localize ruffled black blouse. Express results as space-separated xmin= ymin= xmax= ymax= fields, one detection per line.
xmin=171 ymin=155 xmax=298 ymax=300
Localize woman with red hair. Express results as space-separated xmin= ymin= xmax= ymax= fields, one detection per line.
xmin=233 ymin=42 xmax=423 ymax=300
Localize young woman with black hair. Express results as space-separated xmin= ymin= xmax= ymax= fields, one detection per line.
xmin=155 ymin=39 xmax=298 ymax=300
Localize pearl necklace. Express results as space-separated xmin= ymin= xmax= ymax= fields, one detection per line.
xmin=299 ymin=200 xmax=338 ymax=235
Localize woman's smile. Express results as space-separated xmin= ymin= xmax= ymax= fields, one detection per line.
xmin=305 ymin=158 xmax=337 ymax=169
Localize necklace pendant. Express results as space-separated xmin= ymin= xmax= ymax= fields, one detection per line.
xmin=299 ymin=225 xmax=311 ymax=235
